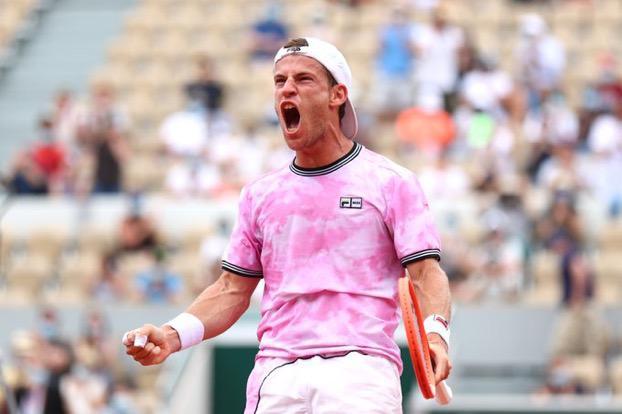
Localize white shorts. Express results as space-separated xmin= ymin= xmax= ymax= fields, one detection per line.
xmin=244 ymin=351 xmax=402 ymax=414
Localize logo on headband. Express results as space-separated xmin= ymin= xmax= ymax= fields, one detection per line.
xmin=286 ymin=46 xmax=302 ymax=52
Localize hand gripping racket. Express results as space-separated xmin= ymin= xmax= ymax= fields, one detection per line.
xmin=398 ymin=276 xmax=453 ymax=405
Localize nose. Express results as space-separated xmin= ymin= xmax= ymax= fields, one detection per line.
xmin=280 ymin=77 xmax=297 ymax=98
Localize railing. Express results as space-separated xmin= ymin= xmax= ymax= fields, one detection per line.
xmin=0 ymin=0 xmax=58 ymax=85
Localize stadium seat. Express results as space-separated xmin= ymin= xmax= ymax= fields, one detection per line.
xmin=77 ymin=225 xmax=117 ymax=255
xmin=5 ymin=254 xmax=54 ymax=299
xmin=26 ymin=226 xmax=69 ymax=262
xmin=169 ymin=251 xmax=202 ymax=292
xmin=179 ymin=223 xmax=214 ymax=252
xmin=594 ymin=250 xmax=622 ymax=304
xmin=58 ymin=251 xmax=100 ymax=286
xmin=117 ymin=252 xmax=154 ymax=282
xmin=0 ymin=226 xmax=22 ymax=272
xmin=123 ymin=155 xmax=168 ymax=192
xmin=599 ymin=220 xmax=622 ymax=249
xmin=523 ymin=251 xmax=560 ymax=305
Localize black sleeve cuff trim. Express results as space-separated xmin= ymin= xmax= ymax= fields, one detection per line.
xmin=222 ymin=260 xmax=263 ymax=278
xmin=400 ymin=249 xmax=441 ymax=267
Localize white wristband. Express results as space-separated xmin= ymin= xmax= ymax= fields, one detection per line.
xmin=424 ymin=314 xmax=450 ymax=348
xmin=165 ymin=313 xmax=205 ymax=350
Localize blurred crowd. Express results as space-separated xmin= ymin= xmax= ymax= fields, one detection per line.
xmin=1 ymin=0 xmax=622 ymax=402
xmin=0 ymin=308 xmax=147 ymax=414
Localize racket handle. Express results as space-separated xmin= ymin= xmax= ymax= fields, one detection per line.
xmin=435 ymin=381 xmax=453 ymax=405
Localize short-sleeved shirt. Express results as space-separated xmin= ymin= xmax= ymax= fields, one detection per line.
xmin=222 ymin=142 xmax=441 ymax=372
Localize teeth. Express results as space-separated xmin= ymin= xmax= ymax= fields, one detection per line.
xmin=283 ymin=104 xmax=294 ymax=110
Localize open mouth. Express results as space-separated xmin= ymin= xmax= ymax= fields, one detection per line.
xmin=281 ymin=103 xmax=301 ymax=132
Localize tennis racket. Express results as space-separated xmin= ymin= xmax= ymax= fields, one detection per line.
xmin=398 ymin=276 xmax=452 ymax=405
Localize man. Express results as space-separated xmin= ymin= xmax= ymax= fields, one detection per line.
xmin=123 ymin=37 xmax=452 ymax=413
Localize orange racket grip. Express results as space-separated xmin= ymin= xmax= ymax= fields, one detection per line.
xmin=436 ymin=381 xmax=453 ymax=405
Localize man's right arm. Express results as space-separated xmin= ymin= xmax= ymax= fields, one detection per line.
xmin=124 ymin=271 xmax=260 ymax=366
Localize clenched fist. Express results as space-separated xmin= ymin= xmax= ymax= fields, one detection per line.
xmin=123 ymin=324 xmax=181 ymax=366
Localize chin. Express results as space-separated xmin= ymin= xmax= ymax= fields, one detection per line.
xmin=283 ymin=136 xmax=305 ymax=151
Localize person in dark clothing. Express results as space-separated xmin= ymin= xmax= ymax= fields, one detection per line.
xmin=93 ymin=130 xmax=124 ymax=193
xmin=185 ymin=56 xmax=225 ymax=114
xmin=561 ymin=249 xmax=594 ymax=307
xmin=76 ymin=82 xmax=129 ymax=194
xmin=4 ymin=150 xmax=49 ymax=194
xmin=42 ymin=339 xmax=74 ymax=414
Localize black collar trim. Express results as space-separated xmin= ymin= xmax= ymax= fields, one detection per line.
xmin=289 ymin=143 xmax=361 ymax=177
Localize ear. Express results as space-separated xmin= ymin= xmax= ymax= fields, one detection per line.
xmin=329 ymin=84 xmax=348 ymax=110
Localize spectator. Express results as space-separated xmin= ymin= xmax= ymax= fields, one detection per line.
xmin=50 ymin=89 xmax=80 ymax=148
xmin=164 ymin=158 xmax=222 ymax=198
xmin=587 ymin=52 xmax=622 ymax=114
xmin=454 ymin=56 xmax=515 ymax=159
xmin=36 ymin=306 xmax=62 ymax=342
xmin=412 ymin=6 xmax=465 ymax=112
xmin=534 ymin=191 xmax=583 ymax=255
xmin=117 ymin=212 xmax=159 ymax=254
xmin=106 ymin=375 xmax=140 ymax=413
xmin=31 ymin=116 xmax=67 ymax=193
xmin=578 ymin=52 xmax=622 ymax=145
xmin=537 ymin=358 xmax=584 ymax=396
xmin=560 ymin=250 xmax=594 ymax=308
xmin=418 ymin=150 xmax=470 ymax=201
xmin=76 ymin=82 xmax=129 ymax=194
xmin=395 ymin=88 xmax=456 ymax=157
xmin=484 ymin=174 xmax=530 ymax=244
xmin=369 ymin=7 xmax=416 ymax=120
xmin=469 ymin=217 xmax=525 ymax=302
xmin=535 ymin=143 xmax=588 ymax=192
xmin=459 ymin=56 xmax=513 ymax=117
xmin=515 ymin=13 xmax=565 ymax=111
xmin=211 ymin=121 xmax=270 ymax=183
xmin=249 ymin=3 xmax=288 ymax=62
xmin=159 ymin=96 xmax=209 ymax=159
xmin=88 ymin=254 xmax=127 ymax=302
xmin=133 ymin=250 xmax=183 ymax=304
xmin=548 ymin=250 xmax=609 ymax=392
xmin=456 ymin=32 xmax=478 ymax=83
xmin=42 ymin=339 xmax=74 ymax=414
xmin=584 ymin=98 xmax=622 ymax=217
xmin=3 ymin=150 xmax=49 ymax=194
xmin=161 ymin=68 xmax=230 ymax=158
xmin=185 ymin=55 xmax=225 ymax=116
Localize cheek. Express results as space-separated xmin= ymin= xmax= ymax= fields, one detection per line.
xmin=302 ymin=92 xmax=329 ymax=117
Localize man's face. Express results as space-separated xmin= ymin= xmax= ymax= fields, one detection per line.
xmin=273 ymin=55 xmax=340 ymax=151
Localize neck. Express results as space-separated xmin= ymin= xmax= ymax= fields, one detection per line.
xmin=294 ymin=126 xmax=354 ymax=168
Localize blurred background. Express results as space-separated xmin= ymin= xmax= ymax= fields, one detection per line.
xmin=0 ymin=0 xmax=621 ymax=412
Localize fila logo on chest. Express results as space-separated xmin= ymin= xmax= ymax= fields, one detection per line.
xmin=340 ymin=197 xmax=362 ymax=209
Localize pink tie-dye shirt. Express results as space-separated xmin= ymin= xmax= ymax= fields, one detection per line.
xmin=222 ymin=143 xmax=441 ymax=372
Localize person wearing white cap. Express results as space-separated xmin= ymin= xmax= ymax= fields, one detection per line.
xmin=123 ymin=37 xmax=452 ymax=413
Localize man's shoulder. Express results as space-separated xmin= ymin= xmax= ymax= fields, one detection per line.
xmin=358 ymin=146 xmax=414 ymax=181
xmin=242 ymin=164 xmax=291 ymax=195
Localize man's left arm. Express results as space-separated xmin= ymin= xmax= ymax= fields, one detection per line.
xmin=406 ymin=258 xmax=452 ymax=384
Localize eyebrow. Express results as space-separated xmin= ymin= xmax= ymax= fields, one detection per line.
xmin=273 ymin=71 xmax=317 ymax=81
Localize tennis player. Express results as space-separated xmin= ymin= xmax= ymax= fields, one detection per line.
xmin=123 ymin=37 xmax=452 ymax=413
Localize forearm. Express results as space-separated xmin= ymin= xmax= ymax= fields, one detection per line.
xmin=184 ymin=272 xmax=257 ymax=340
xmin=407 ymin=259 xmax=452 ymax=321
